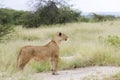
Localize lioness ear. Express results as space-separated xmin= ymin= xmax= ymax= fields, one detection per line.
xmin=59 ymin=32 xmax=62 ymax=36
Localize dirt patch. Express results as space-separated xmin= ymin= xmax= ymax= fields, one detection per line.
xmin=1 ymin=66 xmax=120 ymax=80
xmin=30 ymin=66 xmax=120 ymax=80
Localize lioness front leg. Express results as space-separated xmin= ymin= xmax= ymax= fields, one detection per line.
xmin=52 ymin=56 xmax=59 ymax=75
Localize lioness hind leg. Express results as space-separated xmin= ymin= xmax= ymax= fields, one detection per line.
xmin=17 ymin=63 xmax=25 ymax=71
xmin=17 ymin=57 xmax=31 ymax=71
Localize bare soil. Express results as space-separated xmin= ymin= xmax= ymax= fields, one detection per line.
xmin=1 ymin=66 xmax=120 ymax=80
xmin=30 ymin=66 xmax=120 ymax=80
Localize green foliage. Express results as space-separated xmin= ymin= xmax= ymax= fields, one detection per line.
xmin=23 ymin=1 xmax=81 ymax=28
xmin=0 ymin=8 xmax=29 ymax=25
xmin=57 ymin=7 xmax=80 ymax=24
xmin=99 ymin=35 xmax=120 ymax=46
xmin=12 ymin=11 xmax=29 ymax=25
xmin=0 ymin=8 xmax=117 ymax=28
xmin=0 ymin=9 xmax=12 ymax=25
xmin=79 ymin=16 xmax=90 ymax=22
xmin=112 ymin=73 xmax=120 ymax=80
xmin=23 ymin=13 xmax=38 ymax=28
xmin=0 ymin=9 xmax=14 ymax=40
xmin=90 ymin=13 xmax=115 ymax=22
xmin=28 ymin=60 xmax=50 ymax=72
xmin=39 ymin=2 xmax=58 ymax=25
xmin=107 ymin=35 xmax=120 ymax=46
xmin=105 ymin=73 xmax=120 ymax=80
xmin=0 ymin=24 xmax=14 ymax=41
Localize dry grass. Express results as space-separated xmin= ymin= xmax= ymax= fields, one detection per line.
xmin=0 ymin=20 xmax=120 ymax=79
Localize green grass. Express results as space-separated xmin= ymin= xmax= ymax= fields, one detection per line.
xmin=1 ymin=20 xmax=120 ymax=78
xmin=104 ymin=73 xmax=120 ymax=80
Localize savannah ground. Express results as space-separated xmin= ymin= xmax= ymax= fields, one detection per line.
xmin=0 ymin=20 xmax=120 ymax=80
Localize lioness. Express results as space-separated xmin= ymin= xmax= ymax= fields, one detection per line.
xmin=17 ymin=32 xmax=68 ymax=75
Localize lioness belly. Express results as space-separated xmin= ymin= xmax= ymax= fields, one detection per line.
xmin=33 ymin=55 xmax=50 ymax=61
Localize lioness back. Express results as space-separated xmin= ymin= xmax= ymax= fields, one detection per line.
xmin=20 ymin=45 xmax=52 ymax=60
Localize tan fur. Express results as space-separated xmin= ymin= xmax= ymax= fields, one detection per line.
xmin=17 ymin=32 xmax=68 ymax=75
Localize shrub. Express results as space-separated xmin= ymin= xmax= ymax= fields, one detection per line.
xmin=0 ymin=24 xmax=14 ymax=41
xmin=99 ymin=35 xmax=120 ymax=46
xmin=107 ymin=35 xmax=120 ymax=46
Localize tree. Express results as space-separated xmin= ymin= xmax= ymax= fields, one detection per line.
xmin=12 ymin=11 xmax=29 ymax=25
xmin=0 ymin=9 xmax=12 ymax=25
xmin=23 ymin=12 xmax=40 ymax=28
xmin=0 ymin=8 xmax=14 ymax=41
xmin=28 ymin=0 xmax=68 ymax=11
xmin=57 ymin=7 xmax=80 ymax=24
xmin=24 ymin=0 xmax=81 ymax=28
xmin=37 ymin=1 xmax=58 ymax=25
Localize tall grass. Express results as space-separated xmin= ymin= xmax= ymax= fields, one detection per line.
xmin=0 ymin=20 xmax=120 ymax=76
xmin=104 ymin=72 xmax=120 ymax=80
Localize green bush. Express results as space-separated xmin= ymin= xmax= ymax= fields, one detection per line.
xmin=99 ymin=35 xmax=120 ymax=46
xmin=91 ymin=13 xmax=115 ymax=22
xmin=105 ymin=73 xmax=120 ymax=80
xmin=79 ymin=16 xmax=90 ymax=22
xmin=107 ymin=35 xmax=120 ymax=46
xmin=0 ymin=24 xmax=14 ymax=41
xmin=0 ymin=9 xmax=12 ymax=25
xmin=0 ymin=8 xmax=29 ymax=25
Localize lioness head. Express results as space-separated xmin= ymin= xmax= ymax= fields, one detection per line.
xmin=57 ymin=32 xmax=68 ymax=41
xmin=53 ymin=32 xmax=68 ymax=44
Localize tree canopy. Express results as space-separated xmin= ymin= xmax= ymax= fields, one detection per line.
xmin=23 ymin=0 xmax=81 ymax=27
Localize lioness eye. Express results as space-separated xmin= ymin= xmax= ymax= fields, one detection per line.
xmin=59 ymin=32 xmax=62 ymax=36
